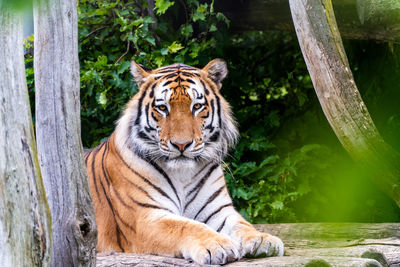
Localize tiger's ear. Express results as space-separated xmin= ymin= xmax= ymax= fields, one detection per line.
xmin=202 ymin=59 xmax=228 ymax=89
xmin=131 ymin=60 xmax=151 ymax=87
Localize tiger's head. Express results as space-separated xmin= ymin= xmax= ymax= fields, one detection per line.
xmin=115 ymin=59 xmax=238 ymax=169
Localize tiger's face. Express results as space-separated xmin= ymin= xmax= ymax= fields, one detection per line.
xmin=116 ymin=59 xmax=238 ymax=168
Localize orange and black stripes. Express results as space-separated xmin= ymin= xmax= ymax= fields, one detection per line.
xmin=113 ymin=146 xmax=179 ymax=209
xmin=85 ymin=139 xmax=129 ymax=251
xmin=84 ymin=60 xmax=245 ymax=260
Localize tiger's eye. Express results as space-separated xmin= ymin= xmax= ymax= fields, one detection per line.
xmin=193 ymin=103 xmax=202 ymax=110
xmin=158 ymin=105 xmax=167 ymax=111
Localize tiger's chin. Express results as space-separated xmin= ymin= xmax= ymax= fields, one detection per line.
xmin=163 ymin=155 xmax=198 ymax=170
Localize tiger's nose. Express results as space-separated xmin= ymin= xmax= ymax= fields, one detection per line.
xmin=170 ymin=140 xmax=193 ymax=152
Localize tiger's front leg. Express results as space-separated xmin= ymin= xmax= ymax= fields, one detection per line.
xmin=136 ymin=211 xmax=241 ymax=265
xmin=214 ymin=210 xmax=284 ymax=257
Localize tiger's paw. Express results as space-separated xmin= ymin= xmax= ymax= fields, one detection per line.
xmin=181 ymin=233 xmax=241 ymax=265
xmin=239 ymin=231 xmax=284 ymax=257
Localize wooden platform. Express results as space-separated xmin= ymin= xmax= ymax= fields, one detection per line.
xmin=97 ymin=223 xmax=400 ymax=267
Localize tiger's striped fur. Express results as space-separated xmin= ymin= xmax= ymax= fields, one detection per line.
xmin=84 ymin=59 xmax=284 ymax=264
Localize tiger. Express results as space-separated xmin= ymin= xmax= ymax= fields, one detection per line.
xmin=84 ymin=59 xmax=284 ymax=265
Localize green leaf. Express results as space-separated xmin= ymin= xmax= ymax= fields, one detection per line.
xmin=143 ymin=16 xmax=155 ymax=24
xmin=197 ymin=3 xmax=207 ymax=13
xmin=192 ymin=4 xmax=208 ymax=22
xmin=26 ymin=35 xmax=34 ymax=42
xmin=236 ymin=188 xmax=249 ymax=200
xmin=160 ymin=47 xmax=169 ymax=55
xmin=255 ymin=166 xmax=275 ymax=179
xmin=189 ymin=43 xmax=201 ymax=58
xmin=263 ymin=77 xmax=271 ymax=86
xmin=168 ymin=41 xmax=184 ymax=53
xmin=155 ymin=0 xmax=175 ymax=15
xmin=260 ymin=155 xmax=279 ymax=167
xmin=145 ymin=36 xmax=156 ymax=46
xmin=216 ymin=12 xmax=230 ymax=26
xmin=154 ymin=56 xmax=165 ymax=67
xmin=209 ymin=24 xmax=217 ymax=32
xmin=94 ymin=55 xmax=108 ymax=69
xmin=192 ymin=12 xmax=206 ymax=22
xmin=117 ymin=61 xmax=131 ymax=74
xmin=270 ymin=201 xmax=284 ymax=210
xmin=98 ymin=91 xmax=107 ymax=106
xmin=132 ymin=18 xmax=144 ymax=27
xmin=248 ymin=139 xmax=275 ymax=151
xmin=181 ymin=24 xmax=193 ymax=38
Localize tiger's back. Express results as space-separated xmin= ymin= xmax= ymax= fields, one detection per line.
xmin=84 ymin=59 xmax=284 ymax=264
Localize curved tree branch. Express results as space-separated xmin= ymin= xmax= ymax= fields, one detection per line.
xmin=289 ymin=0 xmax=400 ymax=207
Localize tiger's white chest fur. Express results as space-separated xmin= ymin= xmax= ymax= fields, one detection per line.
xmin=158 ymin=160 xmax=229 ymax=220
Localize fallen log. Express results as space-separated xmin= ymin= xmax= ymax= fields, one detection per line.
xmin=97 ymin=253 xmax=383 ymax=267
xmin=254 ymin=223 xmax=400 ymax=247
xmin=214 ymin=0 xmax=400 ymax=42
xmin=97 ymin=223 xmax=400 ymax=266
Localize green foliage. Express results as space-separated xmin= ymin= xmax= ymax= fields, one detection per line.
xmin=77 ymin=0 xmax=230 ymax=146
xmin=24 ymin=35 xmax=35 ymax=120
xmin=25 ymin=0 xmax=400 ymax=223
xmin=155 ymin=0 xmax=174 ymax=15
xmin=226 ymin=144 xmax=334 ymax=223
xmin=75 ymin=0 xmax=330 ymax=222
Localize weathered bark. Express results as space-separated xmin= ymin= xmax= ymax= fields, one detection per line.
xmin=97 ymin=253 xmax=205 ymax=267
xmin=255 ymin=223 xmax=400 ymax=266
xmin=214 ymin=0 xmax=400 ymax=42
xmin=254 ymin=223 xmax=400 ymax=246
xmin=231 ymin=257 xmax=382 ymax=267
xmin=288 ymin=0 xmax=400 ymax=207
xmin=97 ymin=253 xmax=382 ymax=267
xmin=0 ymin=5 xmax=51 ymax=266
xmin=97 ymin=223 xmax=400 ymax=267
xmin=33 ymin=0 xmax=97 ymax=266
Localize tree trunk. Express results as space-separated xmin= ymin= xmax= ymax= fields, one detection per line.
xmin=33 ymin=0 xmax=97 ymax=266
xmin=214 ymin=0 xmax=400 ymax=42
xmin=0 ymin=5 xmax=51 ymax=266
xmin=288 ymin=0 xmax=400 ymax=207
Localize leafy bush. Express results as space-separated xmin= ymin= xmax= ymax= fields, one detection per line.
xmin=75 ymin=0 xmax=324 ymax=222
xmin=25 ymin=0 xmax=400 ymax=223
xmin=78 ymin=0 xmax=233 ymax=146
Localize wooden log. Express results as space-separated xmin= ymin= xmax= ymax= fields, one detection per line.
xmin=288 ymin=245 xmax=400 ymax=266
xmin=256 ymin=223 xmax=400 ymax=266
xmin=33 ymin=0 xmax=97 ymax=266
xmin=254 ymin=223 xmax=400 ymax=248
xmin=214 ymin=0 xmax=400 ymax=42
xmin=288 ymin=0 xmax=400 ymax=207
xmin=97 ymin=253 xmax=383 ymax=267
xmin=97 ymin=252 xmax=205 ymax=267
xmin=97 ymin=223 xmax=400 ymax=267
xmin=0 ymin=4 xmax=51 ymax=266
xmin=229 ymin=256 xmax=382 ymax=267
